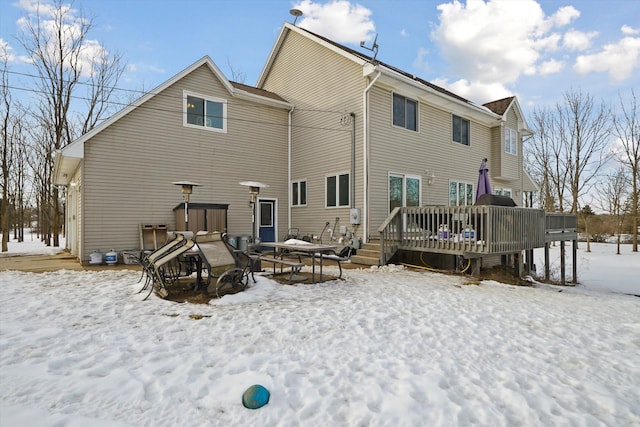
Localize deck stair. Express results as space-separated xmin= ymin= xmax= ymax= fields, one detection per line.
xmin=350 ymin=241 xmax=381 ymax=266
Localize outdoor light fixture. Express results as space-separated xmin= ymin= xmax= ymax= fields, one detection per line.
xmin=172 ymin=180 xmax=201 ymax=231
xmin=239 ymin=181 xmax=269 ymax=244
xmin=426 ymin=171 xmax=435 ymax=186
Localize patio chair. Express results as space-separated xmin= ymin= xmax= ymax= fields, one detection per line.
xmin=140 ymin=235 xmax=195 ymax=300
xmin=137 ymin=233 xmax=186 ymax=292
xmin=195 ymin=231 xmax=257 ymax=298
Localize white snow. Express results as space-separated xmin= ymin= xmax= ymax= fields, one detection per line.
xmin=1 ymin=235 xmax=639 ymax=426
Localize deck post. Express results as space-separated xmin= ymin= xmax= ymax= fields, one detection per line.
xmin=513 ymin=252 xmax=520 ymax=277
xmin=471 ymin=258 xmax=481 ymax=276
xmin=560 ymin=241 xmax=566 ymax=285
xmin=544 ymin=242 xmax=550 ymax=281
xmin=572 ymin=239 xmax=578 ymax=284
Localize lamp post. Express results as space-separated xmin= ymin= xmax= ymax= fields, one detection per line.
xmin=172 ymin=181 xmax=200 ymax=232
xmin=239 ymin=181 xmax=268 ymax=245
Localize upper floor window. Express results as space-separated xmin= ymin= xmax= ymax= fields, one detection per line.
xmin=505 ymin=127 xmax=517 ymax=155
xmin=291 ymin=179 xmax=307 ymax=207
xmin=326 ymin=172 xmax=350 ymax=207
xmin=184 ymin=91 xmax=227 ymax=132
xmin=452 ymin=115 xmax=470 ymax=145
xmin=449 ymin=180 xmax=474 ymax=206
xmin=392 ymin=93 xmax=417 ymax=131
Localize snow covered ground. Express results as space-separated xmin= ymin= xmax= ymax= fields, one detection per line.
xmin=1 ymin=235 xmax=638 ymax=426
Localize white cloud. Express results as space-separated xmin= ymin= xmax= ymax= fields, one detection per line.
xmin=432 ymin=77 xmax=513 ymax=104
xmin=401 ymin=29 xmax=409 ymax=37
xmin=538 ymin=59 xmax=564 ymax=75
xmin=293 ymin=0 xmax=376 ymax=44
xmin=547 ymin=5 xmax=580 ymax=27
xmin=574 ymin=35 xmax=640 ymax=81
xmin=0 ymin=38 xmax=16 ymax=62
xmin=412 ymin=47 xmax=430 ymax=73
xmin=563 ymin=29 xmax=598 ymax=51
xmin=432 ymin=0 xmax=550 ymax=85
xmin=621 ymin=25 xmax=640 ymax=36
xmin=428 ymin=0 xmax=639 ymax=101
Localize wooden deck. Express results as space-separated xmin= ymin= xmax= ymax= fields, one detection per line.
xmin=378 ymin=206 xmax=577 ymax=276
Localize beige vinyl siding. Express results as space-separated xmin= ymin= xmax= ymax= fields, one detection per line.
xmin=261 ymin=29 xmax=364 ymax=239
xmin=499 ymin=108 xmax=520 ymax=181
xmin=80 ymin=64 xmax=289 ymax=261
xmin=367 ymin=86 xmax=495 ymax=231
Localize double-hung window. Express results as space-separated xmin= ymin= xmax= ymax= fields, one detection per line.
xmin=291 ymin=179 xmax=307 ymax=207
xmin=326 ymin=172 xmax=350 ymax=207
xmin=392 ymin=93 xmax=417 ymax=131
xmin=505 ymin=127 xmax=517 ymax=155
xmin=449 ymin=180 xmax=474 ymax=206
xmin=184 ymin=91 xmax=226 ymax=132
xmin=452 ymin=115 xmax=470 ymax=145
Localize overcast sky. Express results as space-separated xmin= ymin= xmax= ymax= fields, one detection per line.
xmin=2 ymin=0 xmax=638 ymax=111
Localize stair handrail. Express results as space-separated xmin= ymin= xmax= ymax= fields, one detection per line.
xmin=378 ymin=207 xmax=402 ymax=265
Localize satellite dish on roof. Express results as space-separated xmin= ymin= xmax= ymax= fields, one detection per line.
xmin=289 ymin=8 xmax=303 ymax=25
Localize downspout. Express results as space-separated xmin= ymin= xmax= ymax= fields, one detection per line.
xmin=351 ymin=112 xmax=356 ymax=208
xmin=362 ymin=70 xmax=381 ymax=243
xmin=288 ymin=106 xmax=295 ymax=232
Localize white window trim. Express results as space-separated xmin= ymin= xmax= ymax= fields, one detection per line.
xmin=451 ymin=114 xmax=470 ymax=146
xmin=391 ymin=92 xmax=419 ymax=132
xmin=449 ymin=179 xmax=475 ymax=206
xmin=505 ymin=127 xmax=517 ymax=155
xmin=388 ymin=172 xmax=422 ymax=212
xmin=183 ymin=90 xmax=227 ymax=133
xmin=325 ymin=171 xmax=350 ymax=208
xmin=291 ymin=179 xmax=307 ymax=207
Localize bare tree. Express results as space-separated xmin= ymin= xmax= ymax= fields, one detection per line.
xmin=1 ymin=45 xmax=14 ymax=251
xmin=597 ymin=167 xmax=630 ymax=255
xmin=559 ymin=88 xmax=612 ymax=213
xmin=16 ymin=0 xmax=125 ymax=247
xmin=528 ymin=105 xmax=568 ymax=211
xmin=612 ymin=89 xmax=639 ymax=252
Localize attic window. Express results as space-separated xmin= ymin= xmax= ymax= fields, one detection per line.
xmin=392 ymin=93 xmax=417 ymax=131
xmin=184 ymin=91 xmax=227 ymax=133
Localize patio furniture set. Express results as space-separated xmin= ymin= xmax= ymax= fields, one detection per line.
xmin=136 ymin=231 xmax=347 ymax=301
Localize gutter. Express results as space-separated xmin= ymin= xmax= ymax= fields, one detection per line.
xmin=362 ymin=69 xmax=381 ymax=243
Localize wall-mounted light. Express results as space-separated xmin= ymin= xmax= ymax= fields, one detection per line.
xmin=426 ymin=172 xmax=435 ymax=186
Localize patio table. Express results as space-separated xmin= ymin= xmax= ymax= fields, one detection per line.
xmin=261 ymin=242 xmax=338 ymax=283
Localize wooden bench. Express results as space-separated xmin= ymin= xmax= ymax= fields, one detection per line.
xmin=259 ymin=256 xmax=305 ymax=282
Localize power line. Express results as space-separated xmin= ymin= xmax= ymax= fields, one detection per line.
xmin=1 ymin=82 xmax=352 ymax=134
xmin=2 ymin=68 xmax=352 ymax=116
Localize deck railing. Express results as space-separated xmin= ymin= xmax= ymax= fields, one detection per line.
xmin=378 ymin=206 xmax=554 ymax=264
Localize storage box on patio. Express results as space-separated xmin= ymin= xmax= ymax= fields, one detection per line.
xmin=173 ymin=203 xmax=228 ymax=235
xmin=139 ymin=224 xmax=168 ymax=250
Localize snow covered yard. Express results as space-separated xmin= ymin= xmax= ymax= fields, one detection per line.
xmin=0 ymin=262 xmax=638 ymax=425
xmin=1 ymin=236 xmax=639 ymax=426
